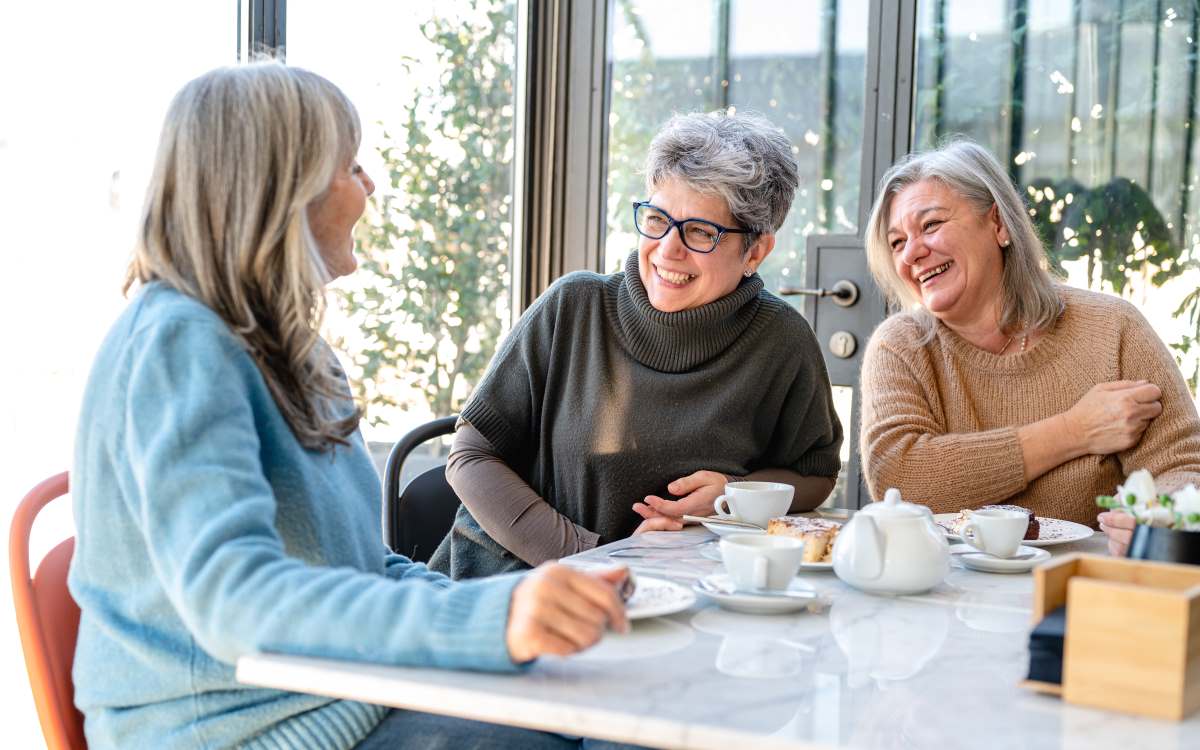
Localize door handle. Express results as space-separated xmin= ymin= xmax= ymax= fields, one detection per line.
xmin=778 ymin=279 xmax=859 ymax=307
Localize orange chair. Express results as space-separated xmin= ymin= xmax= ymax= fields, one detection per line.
xmin=10 ymin=472 xmax=87 ymax=749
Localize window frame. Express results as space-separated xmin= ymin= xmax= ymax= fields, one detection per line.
xmin=513 ymin=0 xmax=611 ymax=311
xmin=240 ymin=0 xmax=286 ymax=59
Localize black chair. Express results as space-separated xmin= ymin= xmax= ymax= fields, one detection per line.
xmin=382 ymin=415 xmax=461 ymax=563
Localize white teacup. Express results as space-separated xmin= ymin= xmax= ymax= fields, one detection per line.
xmin=720 ymin=534 xmax=805 ymax=591
xmin=959 ymin=509 xmax=1028 ymax=559
xmin=713 ymin=481 xmax=794 ymax=529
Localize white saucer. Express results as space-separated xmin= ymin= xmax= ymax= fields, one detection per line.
xmin=950 ymin=544 xmax=1051 ymax=573
xmin=701 ymin=519 xmax=767 ymax=538
xmin=693 ymin=574 xmax=824 ymax=615
xmin=700 ymin=541 xmax=832 ymax=570
xmin=625 ymin=576 xmax=697 ymax=619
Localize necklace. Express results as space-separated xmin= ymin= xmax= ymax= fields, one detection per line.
xmin=997 ymin=332 xmax=1028 ymax=355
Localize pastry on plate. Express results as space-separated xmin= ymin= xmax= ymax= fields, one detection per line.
xmin=947 ymin=505 xmax=1039 ymax=540
xmin=766 ymin=517 xmax=842 ymax=563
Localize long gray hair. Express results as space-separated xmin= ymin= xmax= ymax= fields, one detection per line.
xmin=644 ymin=110 xmax=799 ymax=247
xmin=126 ymin=61 xmax=362 ymax=450
xmin=864 ymin=139 xmax=1061 ymax=339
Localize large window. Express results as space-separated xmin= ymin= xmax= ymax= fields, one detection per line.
xmin=913 ymin=0 xmax=1200 ymax=390
xmin=0 ymin=4 xmax=237 ymax=745
xmin=289 ymin=0 xmax=519 ymax=457
xmin=604 ymin=0 xmax=869 ymax=295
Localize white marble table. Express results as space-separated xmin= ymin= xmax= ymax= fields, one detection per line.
xmin=236 ymin=526 xmax=1200 ymax=749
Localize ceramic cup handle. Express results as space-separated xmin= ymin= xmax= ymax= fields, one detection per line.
xmin=753 ymin=556 xmax=769 ymax=589
xmin=960 ymin=520 xmax=984 ymax=552
xmin=714 ymin=495 xmax=734 ymax=518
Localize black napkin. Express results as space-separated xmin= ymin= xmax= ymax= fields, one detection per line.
xmin=1027 ymin=605 xmax=1067 ymax=684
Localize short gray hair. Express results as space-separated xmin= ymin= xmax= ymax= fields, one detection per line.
xmin=644 ymin=111 xmax=799 ymax=244
xmin=864 ymin=138 xmax=1061 ymax=338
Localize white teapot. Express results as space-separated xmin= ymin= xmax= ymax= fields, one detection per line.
xmin=832 ymin=488 xmax=949 ymax=595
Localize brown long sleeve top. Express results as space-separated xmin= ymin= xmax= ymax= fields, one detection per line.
xmin=860 ymin=286 xmax=1200 ymax=527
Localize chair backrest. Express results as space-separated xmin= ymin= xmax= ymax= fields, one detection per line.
xmin=9 ymin=471 xmax=87 ymax=749
xmin=382 ymin=416 xmax=461 ymax=562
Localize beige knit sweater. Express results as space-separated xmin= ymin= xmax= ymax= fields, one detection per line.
xmin=860 ymin=286 xmax=1200 ymax=527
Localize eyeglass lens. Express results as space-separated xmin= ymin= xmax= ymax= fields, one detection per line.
xmin=634 ymin=204 xmax=720 ymax=252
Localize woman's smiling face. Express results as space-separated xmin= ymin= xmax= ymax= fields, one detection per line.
xmin=886 ymin=178 xmax=1009 ymax=328
xmin=638 ymin=178 xmax=771 ymax=313
xmin=308 ymin=159 xmax=375 ymax=280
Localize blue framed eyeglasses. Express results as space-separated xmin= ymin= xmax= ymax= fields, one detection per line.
xmin=631 ymin=201 xmax=751 ymax=254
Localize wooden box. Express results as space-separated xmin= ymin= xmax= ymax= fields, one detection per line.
xmin=1029 ymin=553 xmax=1200 ymax=720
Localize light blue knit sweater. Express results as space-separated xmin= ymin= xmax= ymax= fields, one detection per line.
xmin=69 ymin=283 xmax=524 ymax=749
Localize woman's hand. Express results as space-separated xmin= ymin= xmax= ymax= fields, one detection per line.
xmin=1064 ymin=380 xmax=1162 ymax=455
xmin=505 ymin=564 xmax=629 ymax=663
xmin=1098 ymin=510 xmax=1137 ymax=557
xmin=632 ymin=470 xmax=731 ymax=524
xmin=631 ymin=516 xmax=684 ymax=535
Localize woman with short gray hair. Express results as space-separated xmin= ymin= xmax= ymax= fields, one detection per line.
xmin=431 ymin=111 xmax=843 ymax=578
xmin=859 ymin=138 xmax=1200 ymax=555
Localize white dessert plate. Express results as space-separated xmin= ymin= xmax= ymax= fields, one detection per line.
xmin=934 ymin=513 xmax=1093 ymax=547
xmin=625 ymin=575 xmax=697 ymax=620
xmin=693 ymin=574 xmax=824 ymax=615
xmin=950 ymin=543 xmax=1051 ymax=573
xmin=697 ymin=543 xmax=832 ymax=570
xmin=700 ymin=519 xmax=767 ymax=538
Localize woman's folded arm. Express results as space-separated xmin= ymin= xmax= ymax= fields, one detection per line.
xmin=860 ymin=337 xmax=1028 ymax=511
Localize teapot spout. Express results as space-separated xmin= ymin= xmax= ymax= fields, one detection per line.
xmin=849 ymin=514 xmax=884 ymax=581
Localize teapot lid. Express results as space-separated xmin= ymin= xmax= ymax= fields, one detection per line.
xmin=861 ymin=488 xmax=930 ymax=519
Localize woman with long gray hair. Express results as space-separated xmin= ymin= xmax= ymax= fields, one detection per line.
xmin=859 ymin=139 xmax=1200 ymax=555
xmin=69 ymin=61 xmax=638 ymax=750
xmin=431 ymin=111 xmax=843 ymax=579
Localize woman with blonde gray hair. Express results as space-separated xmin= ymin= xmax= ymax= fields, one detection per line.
xmin=858 ymin=138 xmax=1200 ymax=553
xmin=69 ymin=61 xmax=640 ymax=750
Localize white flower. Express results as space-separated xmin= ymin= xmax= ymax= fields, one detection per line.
xmin=1171 ymin=484 xmax=1200 ymax=530
xmin=1141 ymin=505 xmax=1176 ymax=527
xmin=1172 ymin=484 xmax=1200 ymax=514
xmin=1115 ymin=469 xmax=1158 ymax=509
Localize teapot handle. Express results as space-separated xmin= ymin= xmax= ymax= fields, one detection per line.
xmin=849 ymin=514 xmax=884 ymax=581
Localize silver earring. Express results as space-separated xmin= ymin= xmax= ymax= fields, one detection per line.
xmin=744 ymin=268 xmax=754 ymax=277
